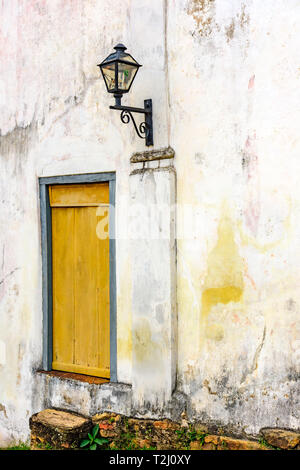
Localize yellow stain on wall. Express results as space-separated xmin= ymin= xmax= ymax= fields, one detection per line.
xmin=237 ymin=195 xmax=292 ymax=253
xmin=201 ymin=208 xmax=244 ymax=324
xmin=117 ymin=335 xmax=132 ymax=361
xmin=202 ymin=286 xmax=243 ymax=317
xmin=117 ymin=257 xmax=133 ymax=362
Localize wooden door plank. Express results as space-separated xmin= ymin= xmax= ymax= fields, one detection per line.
xmin=50 ymin=362 xmax=110 ymax=378
xmin=74 ymin=207 xmax=99 ymax=370
xmin=97 ymin=206 xmax=110 ymax=373
xmin=49 ymin=183 xmax=109 ymax=207
xmin=52 ymin=207 xmax=75 ymax=367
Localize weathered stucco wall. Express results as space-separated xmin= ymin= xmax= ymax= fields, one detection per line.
xmin=0 ymin=0 xmax=299 ymax=444
xmin=0 ymin=0 xmax=168 ymax=445
xmin=169 ymin=0 xmax=300 ymax=434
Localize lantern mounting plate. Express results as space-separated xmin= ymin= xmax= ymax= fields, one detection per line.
xmin=109 ymin=99 xmax=153 ymax=147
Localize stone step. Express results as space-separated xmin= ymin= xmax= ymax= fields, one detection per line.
xmin=29 ymin=408 xmax=92 ymax=450
xmin=261 ymin=428 xmax=300 ymax=450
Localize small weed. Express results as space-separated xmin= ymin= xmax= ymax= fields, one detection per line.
xmin=122 ymin=432 xmax=138 ymax=450
xmin=141 ymin=445 xmax=156 ymax=451
xmin=220 ymin=440 xmax=228 ymax=450
xmin=80 ymin=424 xmax=108 ymax=450
xmin=123 ymin=417 xmax=129 ymax=430
xmin=258 ymin=437 xmax=280 ymax=450
xmin=0 ymin=442 xmax=30 ymax=451
xmin=36 ymin=441 xmax=53 ymax=450
xmin=176 ymin=427 xmax=207 ymax=449
xmin=195 ymin=431 xmax=207 ymax=446
xmin=187 ymin=430 xmax=197 ymax=442
xmin=110 ymin=431 xmax=138 ymax=451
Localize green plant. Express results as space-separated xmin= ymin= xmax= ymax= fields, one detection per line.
xmin=121 ymin=432 xmax=138 ymax=450
xmin=220 ymin=439 xmax=228 ymax=450
xmin=258 ymin=437 xmax=280 ymax=450
xmin=195 ymin=431 xmax=207 ymax=446
xmin=175 ymin=429 xmax=185 ymax=439
xmin=0 ymin=442 xmax=30 ymax=451
xmin=186 ymin=430 xmax=197 ymax=442
xmin=176 ymin=427 xmax=207 ymax=448
xmin=37 ymin=442 xmax=53 ymax=450
xmin=123 ymin=417 xmax=129 ymax=430
xmin=80 ymin=424 xmax=108 ymax=450
xmin=109 ymin=430 xmax=142 ymax=450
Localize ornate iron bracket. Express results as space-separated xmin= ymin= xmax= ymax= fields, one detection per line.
xmin=109 ymin=99 xmax=153 ymax=146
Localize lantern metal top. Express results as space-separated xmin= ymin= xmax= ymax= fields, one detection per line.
xmin=99 ymin=43 xmax=142 ymax=67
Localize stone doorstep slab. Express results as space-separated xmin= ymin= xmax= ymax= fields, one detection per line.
xmin=29 ymin=409 xmax=92 ymax=450
xmin=30 ymin=408 xmax=89 ymax=431
xmin=29 ymin=409 xmax=300 ymax=450
xmin=191 ymin=435 xmax=266 ymax=451
xmin=261 ymin=428 xmax=300 ymax=450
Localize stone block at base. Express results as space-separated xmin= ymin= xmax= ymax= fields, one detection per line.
xmin=29 ymin=408 xmax=92 ymax=450
xmin=261 ymin=428 xmax=300 ymax=450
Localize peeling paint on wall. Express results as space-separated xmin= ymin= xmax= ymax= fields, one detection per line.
xmin=186 ymin=0 xmax=216 ymax=38
xmin=225 ymin=19 xmax=235 ymax=42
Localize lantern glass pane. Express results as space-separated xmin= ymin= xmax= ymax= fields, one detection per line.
xmin=120 ymin=53 xmax=138 ymax=64
xmin=101 ymin=63 xmax=116 ymax=91
xmin=117 ymin=62 xmax=138 ymax=91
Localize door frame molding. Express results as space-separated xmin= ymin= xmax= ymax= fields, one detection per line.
xmin=39 ymin=172 xmax=117 ymax=382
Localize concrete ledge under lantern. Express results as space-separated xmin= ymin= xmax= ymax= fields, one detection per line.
xmin=130 ymin=146 xmax=175 ymax=163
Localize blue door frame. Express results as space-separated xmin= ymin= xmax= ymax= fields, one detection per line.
xmin=39 ymin=172 xmax=117 ymax=382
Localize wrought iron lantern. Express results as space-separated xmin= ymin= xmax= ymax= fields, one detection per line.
xmin=98 ymin=44 xmax=153 ymax=146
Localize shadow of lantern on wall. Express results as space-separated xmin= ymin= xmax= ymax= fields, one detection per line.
xmin=98 ymin=44 xmax=153 ymax=147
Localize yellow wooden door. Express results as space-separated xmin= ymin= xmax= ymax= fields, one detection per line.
xmin=50 ymin=183 xmax=110 ymax=378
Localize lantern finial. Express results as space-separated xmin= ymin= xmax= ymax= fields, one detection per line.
xmin=114 ymin=43 xmax=127 ymax=51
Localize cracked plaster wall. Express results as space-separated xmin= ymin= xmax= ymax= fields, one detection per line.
xmin=0 ymin=0 xmax=299 ymax=444
xmin=0 ymin=0 xmax=168 ymax=445
xmin=169 ymin=0 xmax=300 ymax=435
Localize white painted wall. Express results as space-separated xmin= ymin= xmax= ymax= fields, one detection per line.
xmin=169 ymin=0 xmax=300 ymax=434
xmin=0 ymin=0 xmax=299 ymax=444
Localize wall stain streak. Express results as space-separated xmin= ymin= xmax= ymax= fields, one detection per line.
xmin=240 ymin=325 xmax=266 ymax=385
xmin=202 ymin=286 xmax=243 ymax=318
xmin=187 ymin=0 xmax=216 ymax=38
xmin=226 ymin=19 xmax=235 ymax=42
xmin=0 ymin=122 xmax=37 ymax=156
xmin=242 ymin=134 xmax=260 ymax=237
xmin=239 ymin=3 xmax=250 ymax=30
xmin=201 ymin=209 xmax=244 ymax=330
xmin=0 ymin=267 xmax=20 ymax=286
xmin=0 ymin=404 xmax=7 ymax=419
